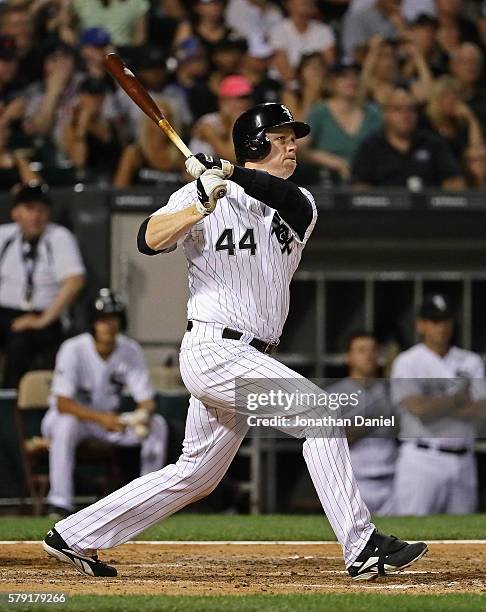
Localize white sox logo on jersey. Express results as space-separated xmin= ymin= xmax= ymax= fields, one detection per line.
xmin=271 ymin=212 xmax=294 ymax=254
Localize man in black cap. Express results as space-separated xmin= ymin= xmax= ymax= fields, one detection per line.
xmin=0 ymin=184 xmax=85 ymax=387
xmin=390 ymin=293 xmax=486 ymax=515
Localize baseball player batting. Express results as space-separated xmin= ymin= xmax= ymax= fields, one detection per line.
xmin=43 ymin=103 xmax=427 ymax=580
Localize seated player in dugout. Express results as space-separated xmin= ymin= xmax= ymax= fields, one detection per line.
xmin=391 ymin=294 xmax=486 ymax=515
xmin=41 ymin=289 xmax=168 ymax=519
xmin=42 ymin=103 xmax=427 ymax=582
xmin=326 ymin=331 xmax=398 ymax=516
xmin=0 ymin=184 xmax=85 ymax=388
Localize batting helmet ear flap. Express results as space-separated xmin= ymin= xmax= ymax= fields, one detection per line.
xmin=243 ymin=129 xmax=271 ymax=160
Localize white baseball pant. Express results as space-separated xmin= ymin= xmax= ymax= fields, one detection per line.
xmin=392 ymin=443 xmax=477 ymax=515
xmin=42 ymin=410 xmax=168 ymax=511
xmin=56 ymin=322 xmax=374 ymax=567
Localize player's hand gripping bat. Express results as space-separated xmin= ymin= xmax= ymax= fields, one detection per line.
xmin=103 ymin=52 xmax=226 ymax=200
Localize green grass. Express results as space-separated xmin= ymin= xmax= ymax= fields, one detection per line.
xmin=1 ymin=594 xmax=486 ymax=612
xmin=0 ymin=513 xmax=485 ymax=541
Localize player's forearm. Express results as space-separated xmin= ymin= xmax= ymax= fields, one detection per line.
xmin=136 ymin=399 xmax=156 ymax=414
xmin=402 ymin=394 xmax=464 ymax=421
xmin=455 ymin=398 xmax=486 ymax=421
xmin=39 ymin=274 xmax=85 ymax=327
xmin=139 ymin=206 xmax=203 ymax=253
xmin=57 ymin=396 xmax=105 ymax=425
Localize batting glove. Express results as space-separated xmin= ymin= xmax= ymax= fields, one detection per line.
xmin=196 ymin=170 xmax=227 ymax=215
xmin=186 ymin=153 xmax=234 ymax=179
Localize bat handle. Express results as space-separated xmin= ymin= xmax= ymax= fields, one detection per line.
xmin=215 ymin=187 xmax=227 ymax=200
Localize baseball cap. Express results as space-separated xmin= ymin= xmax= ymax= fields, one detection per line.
xmin=13 ymin=183 xmax=51 ymax=207
xmin=0 ymin=35 xmax=16 ymax=61
xmin=80 ymin=27 xmax=111 ymax=47
xmin=418 ymin=294 xmax=454 ymax=321
xmin=219 ymin=75 xmax=253 ymax=98
xmin=328 ymin=57 xmax=360 ymax=75
xmin=174 ymin=37 xmax=205 ymax=64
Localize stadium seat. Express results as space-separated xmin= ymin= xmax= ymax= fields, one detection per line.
xmin=15 ymin=371 xmax=123 ymax=516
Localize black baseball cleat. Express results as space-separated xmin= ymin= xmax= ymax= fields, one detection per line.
xmin=348 ymin=530 xmax=428 ymax=581
xmin=43 ymin=528 xmax=117 ymax=577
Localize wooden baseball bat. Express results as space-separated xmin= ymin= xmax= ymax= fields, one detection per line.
xmin=103 ymin=52 xmax=226 ymax=198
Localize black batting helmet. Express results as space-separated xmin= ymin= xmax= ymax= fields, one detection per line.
xmin=90 ymin=288 xmax=127 ymax=331
xmin=232 ymin=103 xmax=310 ymax=164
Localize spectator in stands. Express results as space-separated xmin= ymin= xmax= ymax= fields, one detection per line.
xmin=281 ymin=52 xmax=327 ymax=121
xmin=23 ymin=42 xmax=82 ymax=150
xmin=424 ymin=76 xmax=484 ymax=162
xmin=300 ymin=58 xmax=382 ymax=182
xmin=270 ymin=0 xmax=335 ymax=81
xmin=359 ymin=35 xmax=432 ymax=106
xmin=391 ymin=293 xmax=484 ymax=515
xmin=114 ymin=96 xmax=182 ymax=187
xmin=0 ymin=35 xmax=27 ymax=134
xmin=79 ymin=27 xmax=114 ymax=82
xmin=448 ymin=43 xmax=486 ymax=138
xmin=185 ymin=36 xmax=248 ymax=120
xmin=0 ymin=4 xmax=41 ymax=83
xmin=342 ymin=0 xmax=405 ymax=58
xmin=41 ymin=288 xmax=168 ymax=518
xmin=148 ymin=0 xmax=187 ymax=51
xmin=171 ymin=38 xmax=210 ymax=123
xmin=326 ymin=331 xmax=398 ymax=516
xmin=435 ymin=0 xmax=482 ymax=56
xmin=463 ymin=144 xmax=486 ymax=188
xmin=174 ymin=0 xmax=240 ymax=57
xmin=0 ymin=121 xmax=40 ymax=190
xmin=225 ymin=0 xmax=283 ymax=41
xmin=70 ymin=0 xmax=149 ymax=46
xmin=352 ymin=86 xmax=465 ymax=189
xmin=241 ymin=35 xmax=282 ymax=105
xmin=61 ymin=77 xmax=122 ymax=182
xmin=28 ymin=0 xmax=77 ymax=47
xmin=115 ymin=45 xmax=188 ymax=140
xmin=0 ymin=184 xmax=85 ymax=388
xmin=403 ymin=13 xmax=445 ymax=76
xmin=211 ymin=37 xmax=247 ymax=79
xmin=189 ymin=75 xmax=253 ymax=161
xmin=358 ymin=37 xmax=398 ymax=106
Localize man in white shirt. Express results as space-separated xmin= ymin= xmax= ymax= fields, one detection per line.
xmin=0 ymin=184 xmax=85 ymax=387
xmin=226 ymin=0 xmax=283 ymax=41
xmin=41 ymin=289 xmax=168 ymax=518
xmin=270 ymin=0 xmax=335 ymax=81
xmin=391 ymin=294 xmax=485 ymax=515
xmin=342 ymin=0 xmax=405 ymax=58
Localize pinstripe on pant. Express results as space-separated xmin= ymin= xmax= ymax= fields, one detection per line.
xmin=56 ymin=322 xmax=374 ymax=566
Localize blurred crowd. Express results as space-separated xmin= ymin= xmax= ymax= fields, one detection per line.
xmin=0 ymin=0 xmax=484 ymax=190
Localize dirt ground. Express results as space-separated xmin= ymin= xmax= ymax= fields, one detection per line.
xmin=1 ymin=543 xmax=485 ymax=596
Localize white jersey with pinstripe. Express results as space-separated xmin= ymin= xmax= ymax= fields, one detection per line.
xmin=55 ymin=177 xmax=375 ymax=568
xmin=151 ymin=179 xmax=317 ymax=342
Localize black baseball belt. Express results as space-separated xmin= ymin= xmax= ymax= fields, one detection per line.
xmin=415 ymin=441 xmax=469 ymax=456
xmin=186 ymin=321 xmax=278 ymax=354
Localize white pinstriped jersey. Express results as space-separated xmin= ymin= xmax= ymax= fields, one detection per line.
xmin=152 ymin=179 xmax=318 ymax=342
